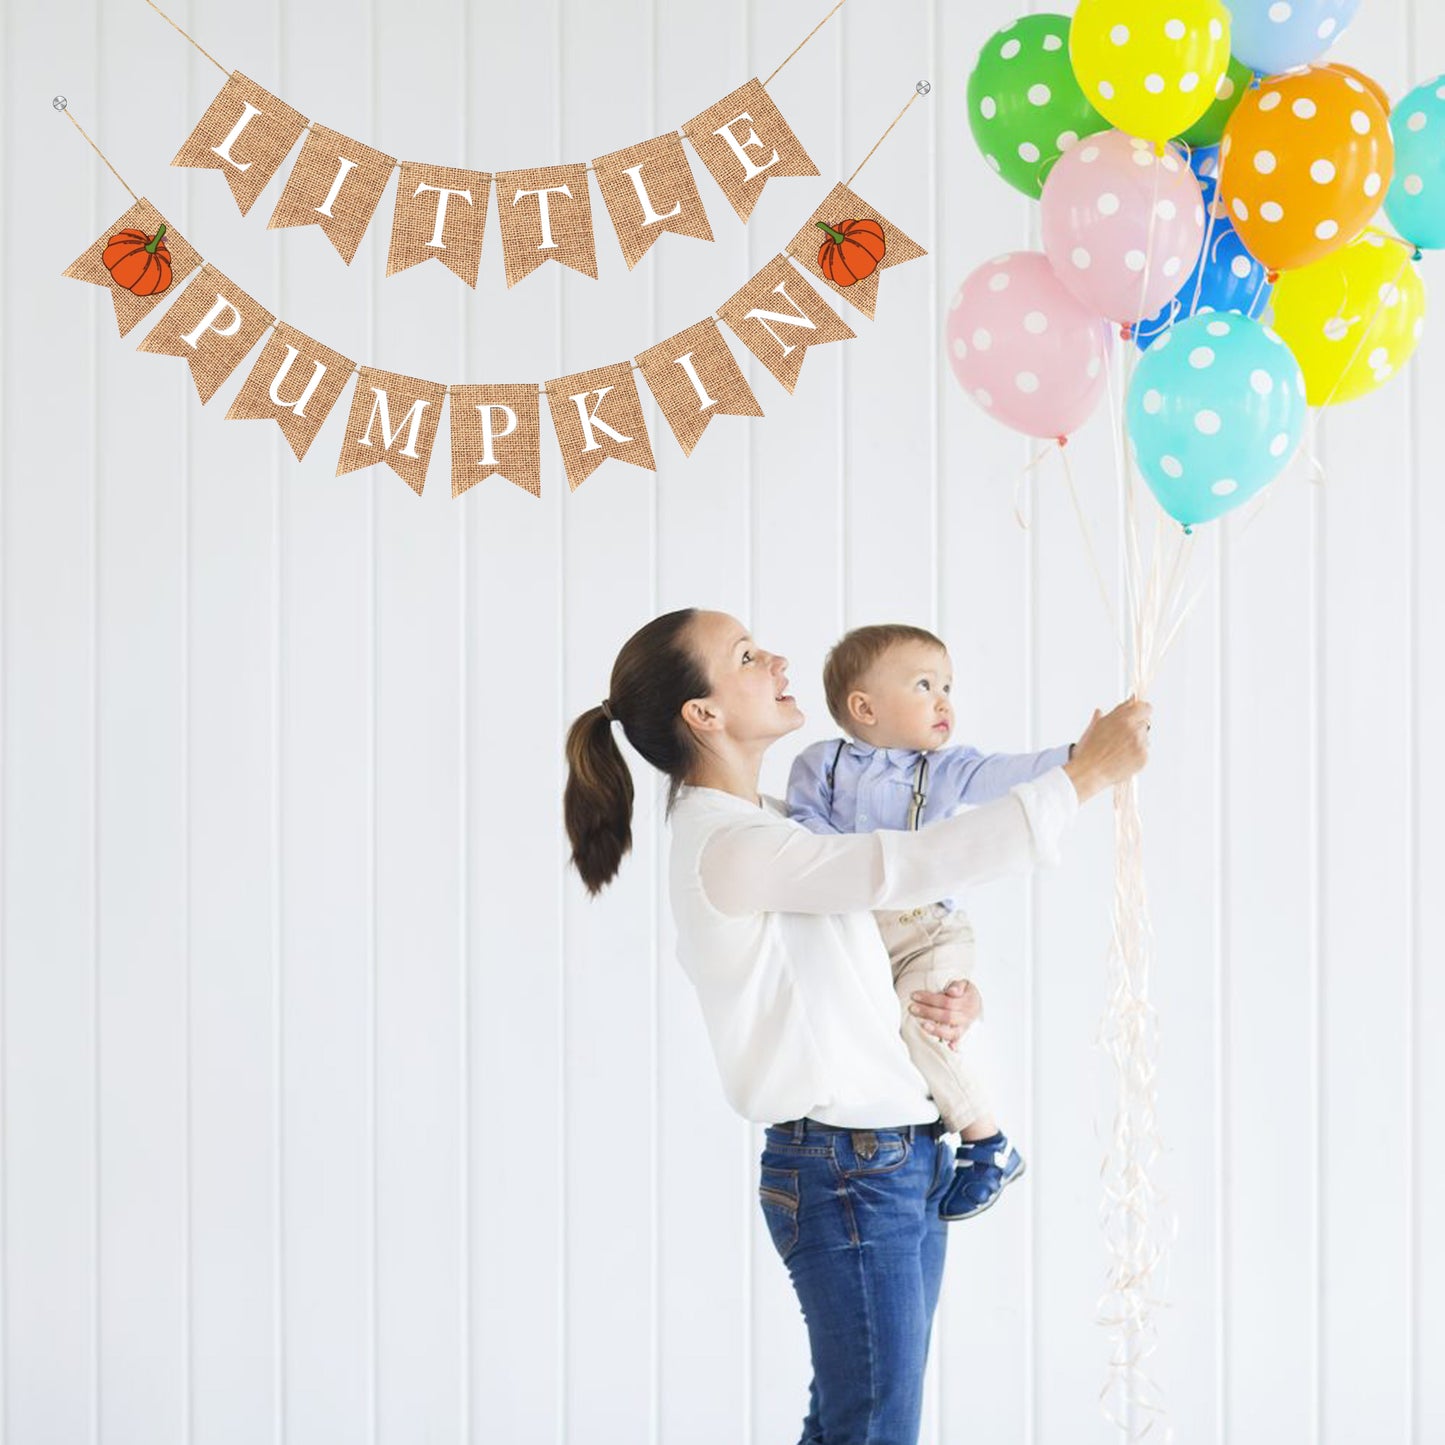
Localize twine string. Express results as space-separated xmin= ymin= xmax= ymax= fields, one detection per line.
xmin=845 ymin=87 xmax=924 ymax=188
xmin=763 ymin=0 xmax=850 ymax=86
xmin=61 ymin=109 xmax=140 ymax=202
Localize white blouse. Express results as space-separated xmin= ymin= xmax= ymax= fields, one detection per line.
xmin=667 ymin=767 xmax=1080 ymax=1127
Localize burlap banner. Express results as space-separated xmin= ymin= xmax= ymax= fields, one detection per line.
xmin=784 ymin=182 xmax=928 ymax=321
xmin=449 ymin=384 xmax=543 ymax=499
xmin=718 ymin=254 xmax=855 ymax=394
xmin=386 ymin=162 xmax=492 ymax=287
xmin=336 ymin=367 xmax=448 ymax=496
xmin=592 ymin=133 xmax=715 ymax=271
xmin=63 ymin=173 xmax=904 ymax=499
xmin=495 ymin=164 xmax=597 ymax=288
xmin=546 ymin=363 xmax=657 ymax=492
xmin=226 ymin=322 xmax=357 ymax=461
xmin=170 ymin=62 xmax=820 ymax=284
xmin=61 ymin=198 xmax=204 ymax=337
xmin=682 ymin=79 xmax=819 ymax=223
xmin=268 ymin=122 xmax=396 ymax=265
xmin=169 ymin=72 xmax=307 ymax=216
xmin=135 ymin=264 xmax=271 ymax=404
xmin=636 ymin=319 xmax=763 ymax=457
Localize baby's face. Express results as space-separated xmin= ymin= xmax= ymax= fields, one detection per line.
xmin=852 ymin=641 xmax=955 ymax=752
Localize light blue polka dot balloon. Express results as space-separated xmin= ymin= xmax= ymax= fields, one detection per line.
xmin=1386 ymin=75 xmax=1445 ymax=250
xmin=1224 ymin=0 xmax=1361 ymax=76
xmin=1126 ymin=313 xmax=1307 ymax=531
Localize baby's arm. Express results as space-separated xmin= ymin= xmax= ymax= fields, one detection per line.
xmin=785 ymin=740 xmax=848 ymax=834
xmin=931 ymin=741 xmax=1073 ymax=809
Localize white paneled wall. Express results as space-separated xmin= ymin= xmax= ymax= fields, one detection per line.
xmin=4 ymin=0 xmax=1443 ymax=1441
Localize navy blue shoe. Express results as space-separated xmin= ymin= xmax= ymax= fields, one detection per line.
xmin=939 ymin=1131 xmax=1026 ymax=1221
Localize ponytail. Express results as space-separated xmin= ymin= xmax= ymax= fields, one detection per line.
xmin=563 ymin=608 xmax=708 ymax=895
xmin=564 ymin=705 xmax=635 ymax=896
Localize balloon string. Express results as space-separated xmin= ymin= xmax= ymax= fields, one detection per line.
xmin=1057 ymin=440 xmax=1126 ymax=652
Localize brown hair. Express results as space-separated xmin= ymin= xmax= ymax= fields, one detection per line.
xmin=822 ymin=623 xmax=947 ymax=731
xmin=564 ymin=608 xmax=710 ymax=896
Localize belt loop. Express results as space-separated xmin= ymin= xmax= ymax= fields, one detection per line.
xmin=791 ymin=1118 xmax=805 ymax=1142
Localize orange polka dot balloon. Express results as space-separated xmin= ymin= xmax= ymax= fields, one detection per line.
xmin=1219 ymin=64 xmax=1394 ymax=276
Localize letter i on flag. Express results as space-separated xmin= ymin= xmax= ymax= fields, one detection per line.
xmin=268 ymin=123 xmax=396 ymax=264
xmin=636 ymin=320 xmax=763 ymax=456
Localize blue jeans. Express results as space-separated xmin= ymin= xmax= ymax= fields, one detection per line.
xmin=758 ymin=1118 xmax=953 ymax=1445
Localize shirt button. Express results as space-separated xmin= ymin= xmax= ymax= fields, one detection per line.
xmin=859 ymin=814 xmax=869 ymax=823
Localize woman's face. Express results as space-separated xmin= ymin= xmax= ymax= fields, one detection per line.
xmin=685 ymin=610 xmax=804 ymax=746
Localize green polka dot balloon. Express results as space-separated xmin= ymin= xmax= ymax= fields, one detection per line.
xmin=967 ymin=13 xmax=1109 ymax=200
xmin=1176 ymin=54 xmax=1253 ymax=150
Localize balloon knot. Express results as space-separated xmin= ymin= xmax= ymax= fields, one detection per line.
xmin=1120 ymin=323 xmax=1134 ymax=342
xmin=1183 ymin=524 xmax=1194 ymax=536
xmin=1413 ymin=246 xmax=1424 ymax=262
xmin=1057 ymin=435 xmax=1069 ymax=449
xmin=1266 ymin=269 xmax=1280 ymax=284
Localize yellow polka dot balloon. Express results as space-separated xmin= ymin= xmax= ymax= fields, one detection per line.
xmin=1070 ymin=0 xmax=1231 ymax=145
xmin=1270 ymin=229 xmax=1426 ymax=406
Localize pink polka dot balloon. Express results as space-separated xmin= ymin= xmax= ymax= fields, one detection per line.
xmin=946 ymin=250 xmax=1113 ymax=441
xmin=1040 ymin=128 xmax=1207 ymax=330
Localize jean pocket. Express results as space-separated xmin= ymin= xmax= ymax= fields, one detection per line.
xmin=841 ymin=1129 xmax=911 ymax=1177
xmin=758 ymin=1165 xmax=800 ymax=1260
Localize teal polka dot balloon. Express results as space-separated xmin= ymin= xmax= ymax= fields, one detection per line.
xmin=1126 ymin=313 xmax=1307 ymax=532
xmin=967 ymin=13 xmax=1109 ymax=199
xmin=1385 ymin=75 xmax=1445 ymax=250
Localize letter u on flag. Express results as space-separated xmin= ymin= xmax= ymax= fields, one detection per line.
xmin=717 ymin=254 xmax=855 ymax=393
xmin=171 ymin=72 xmax=309 ymax=217
xmin=545 ymin=362 xmax=656 ymax=491
xmin=336 ymin=367 xmax=447 ymax=495
xmin=226 ymin=323 xmax=357 ymax=460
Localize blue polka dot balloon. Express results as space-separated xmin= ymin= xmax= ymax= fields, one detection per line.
xmin=1126 ymin=313 xmax=1307 ymax=531
xmin=1385 ymin=75 xmax=1445 ymax=251
xmin=1135 ymin=175 xmax=1273 ymax=350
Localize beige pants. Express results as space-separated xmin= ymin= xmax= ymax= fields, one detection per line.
xmin=876 ymin=902 xmax=991 ymax=1135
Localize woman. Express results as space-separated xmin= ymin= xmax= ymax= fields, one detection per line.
xmin=563 ymin=608 xmax=1151 ymax=1445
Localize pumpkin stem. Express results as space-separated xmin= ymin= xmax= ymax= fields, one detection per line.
xmin=145 ymin=224 xmax=168 ymax=255
xmin=815 ymin=220 xmax=847 ymax=246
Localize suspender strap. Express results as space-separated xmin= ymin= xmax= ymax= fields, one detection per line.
xmin=824 ymin=737 xmax=847 ymax=796
xmin=907 ymin=754 xmax=929 ymax=832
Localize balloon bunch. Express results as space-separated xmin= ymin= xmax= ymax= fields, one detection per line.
xmin=948 ymin=0 xmax=1438 ymax=532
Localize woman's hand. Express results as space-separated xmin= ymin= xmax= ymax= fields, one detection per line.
xmin=909 ymin=979 xmax=982 ymax=1051
xmin=1063 ymin=696 xmax=1153 ymax=803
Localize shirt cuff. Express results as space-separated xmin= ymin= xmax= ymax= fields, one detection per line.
xmin=1010 ymin=766 xmax=1080 ymax=867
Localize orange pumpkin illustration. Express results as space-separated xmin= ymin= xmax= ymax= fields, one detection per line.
xmin=102 ymin=223 xmax=173 ymax=296
xmin=816 ymin=217 xmax=886 ymax=287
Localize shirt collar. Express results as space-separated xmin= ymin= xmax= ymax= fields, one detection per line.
xmin=844 ymin=738 xmax=924 ymax=774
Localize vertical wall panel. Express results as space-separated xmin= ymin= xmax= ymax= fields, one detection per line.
xmin=5 ymin=1 xmax=1444 ymax=1442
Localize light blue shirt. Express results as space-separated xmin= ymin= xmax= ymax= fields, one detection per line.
xmin=785 ymin=736 xmax=1071 ymax=911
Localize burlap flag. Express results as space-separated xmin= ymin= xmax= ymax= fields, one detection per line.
xmin=268 ymin=123 xmax=396 ymax=265
xmin=636 ymin=319 xmax=762 ymax=457
xmin=386 ymin=162 xmax=492 ymax=287
xmin=494 ymin=164 xmax=597 ymax=287
xmin=225 ymin=322 xmax=357 ymax=461
xmin=682 ymin=79 xmax=818 ymax=224
xmin=592 ymin=133 xmax=713 ymax=271
xmin=335 ymin=367 xmax=447 ymax=496
xmin=785 ymin=183 xmax=928 ymax=321
xmin=171 ymin=72 xmax=309 ymax=216
xmin=62 ymin=198 xmax=203 ymax=338
xmin=135 ymin=265 xmax=270 ymax=404
xmin=448 ymin=384 xmax=543 ymax=498
xmin=717 ymin=255 xmax=855 ymax=394
xmin=545 ymin=362 xmax=655 ymax=491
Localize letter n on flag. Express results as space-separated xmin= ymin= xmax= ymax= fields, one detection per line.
xmin=717 ymin=254 xmax=854 ymax=394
